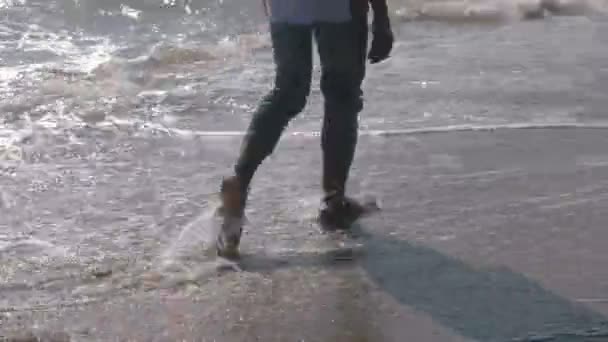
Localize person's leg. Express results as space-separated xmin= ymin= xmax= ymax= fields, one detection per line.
xmin=217 ymin=23 xmax=313 ymax=258
xmin=233 ymin=23 xmax=313 ymax=195
xmin=314 ymin=13 xmax=370 ymax=228
xmin=315 ymin=16 xmax=368 ymax=199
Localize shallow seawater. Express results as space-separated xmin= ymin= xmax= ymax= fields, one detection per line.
xmin=2 ymin=0 xmax=608 ymax=340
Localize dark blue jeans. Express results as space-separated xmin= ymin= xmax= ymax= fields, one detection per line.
xmin=235 ymin=16 xmax=369 ymax=199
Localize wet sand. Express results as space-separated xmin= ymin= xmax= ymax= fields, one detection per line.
xmin=2 ymin=1 xmax=608 ymax=341
xmin=2 ymin=127 xmax=608 ymax=341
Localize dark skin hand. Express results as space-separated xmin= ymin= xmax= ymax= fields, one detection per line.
xmin=368 ymin=0 xmax=394 ymax=64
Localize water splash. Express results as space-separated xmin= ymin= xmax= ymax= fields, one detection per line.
xmin=0 ymin=0 xmax=26 ymax=8
xmin=393 ymin=0 xmax=608 ymax=22
xmin=158 ymin=203 xmax=224 ymax=269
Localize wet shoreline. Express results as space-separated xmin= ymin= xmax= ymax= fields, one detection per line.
xmin=3 ymin=128 xmax=608 ymax=341
xmin=2 ymin=0 xmax=608 ymax=340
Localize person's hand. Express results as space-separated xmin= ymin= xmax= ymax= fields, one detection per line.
xmin=368 ymin=15 xmax=394 ymax=64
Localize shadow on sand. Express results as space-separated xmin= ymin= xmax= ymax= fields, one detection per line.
xmin=237 ymin=224 xmax=608 ymax=342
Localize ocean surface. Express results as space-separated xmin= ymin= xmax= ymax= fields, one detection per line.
xmin=2 ymin=0 xmax=608 ymax=340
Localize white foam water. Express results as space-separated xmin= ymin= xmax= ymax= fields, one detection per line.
xmin=392 ymin=0 xmax=608 ymax=22
xmin=0 ymin=237 xmax=74 ymax=269
xmin=90 ymin=120 xmax=608 ymax=140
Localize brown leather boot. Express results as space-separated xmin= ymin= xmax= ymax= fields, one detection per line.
xmin=216 ymin=176 xmax=247 ymax=259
